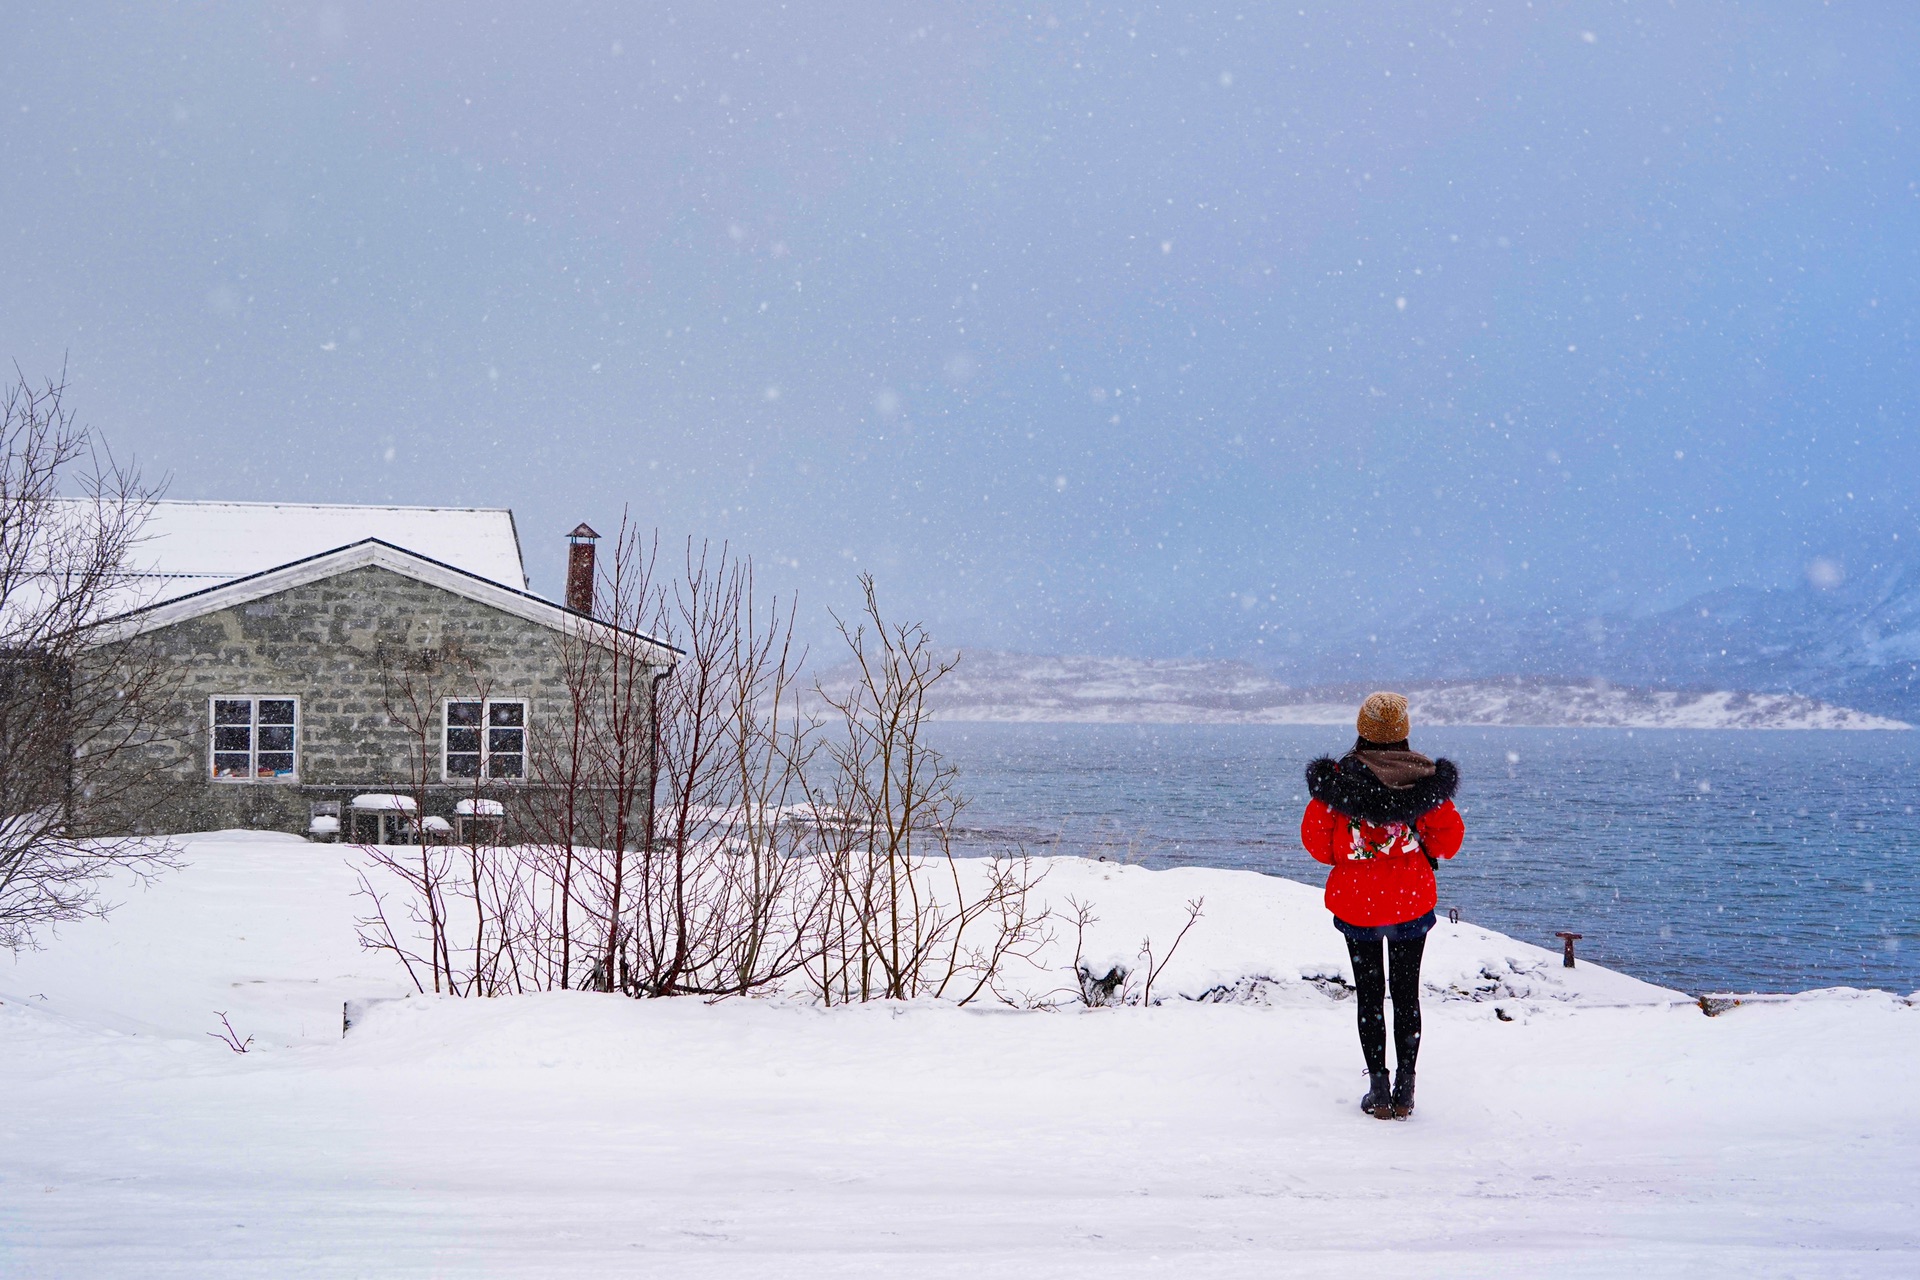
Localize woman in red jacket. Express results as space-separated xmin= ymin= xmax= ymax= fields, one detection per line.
xmin=1301 ymin=691 xmax=1463 ymax=1120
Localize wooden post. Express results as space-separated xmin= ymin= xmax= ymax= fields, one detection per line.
xmin=1554 ymin=931 xmax=1583 ymax=968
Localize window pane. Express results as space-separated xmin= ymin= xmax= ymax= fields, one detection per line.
xmin=447 ymin=753 xmax=482 ymax=778
xmin=258 ymin=700 xmax=295 ymax=725
xmin=488 ymin=752 xmax=524 ymax=779
xmin=447 ymin=727 xmax=481 ymax=755
xmin=489 ymin=702 xmax=524 ymax=727
xmin=258 ymin=726 xmax=294 ymax=752
xmin=488 ymin=727 xmax=524 ymax=755
xmin=447 ymin=701 xmax=483 ymax=726
xmin=214 ymin=700 xmax=252 ymax=725
xmin=257 ymin=753 xmax=295 ymax=777
xmin=213 ymin=753 xmax=251 ymax=778
xmin=214 ymin=726 xmax=253 ymax=753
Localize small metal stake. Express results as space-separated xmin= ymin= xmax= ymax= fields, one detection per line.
xmin=1554 ymin=931 xmax=1583 ymax=968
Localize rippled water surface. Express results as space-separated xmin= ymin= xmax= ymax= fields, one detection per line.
xmin=931 ymin=723 xmax=1920 ymax=995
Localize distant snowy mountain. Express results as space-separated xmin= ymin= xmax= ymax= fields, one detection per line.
xmin=922 ymin=651 xmax=1908 ymax=730
xmin=1277 ymin=563 xmax=1920 ymax=723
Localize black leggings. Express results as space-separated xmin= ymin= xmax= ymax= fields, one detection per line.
xmin=1344 ymin=935 xmax=1426 ymax=1078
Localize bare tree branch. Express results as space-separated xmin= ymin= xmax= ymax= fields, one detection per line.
xmin=0 ymin=365 xmax=177 ymax=951
xmin=807 ymin=575 xmax=1048 ymax=1005
xmin=1138 ymin=897 xmax=1205 ymax=1008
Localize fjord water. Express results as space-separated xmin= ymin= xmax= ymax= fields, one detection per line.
xmin=932 ymin=723 xmax=1920 ymax=996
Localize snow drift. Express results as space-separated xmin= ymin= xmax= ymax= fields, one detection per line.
xmin=1 ymin=833 xmax=1915 ymax=1277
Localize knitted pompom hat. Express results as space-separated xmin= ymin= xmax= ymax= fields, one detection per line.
xmin=1356 ymin=691 xmax=1411 ymax=744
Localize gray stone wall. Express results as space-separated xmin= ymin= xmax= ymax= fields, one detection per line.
xmin=80 ymin=565 xmax=662 ymax=837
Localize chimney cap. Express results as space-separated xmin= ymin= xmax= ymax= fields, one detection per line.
xmin=567 ymin=523 xmax=600 ymax=542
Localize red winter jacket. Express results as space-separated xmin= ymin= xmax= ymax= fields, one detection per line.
xmin=1300 ymin=752 xmax=1463 ymax=928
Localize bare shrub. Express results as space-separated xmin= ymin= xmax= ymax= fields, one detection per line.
xmin=207 ymin=1011 xmax=254 ymax=1053
xmin=1059 ymin=895 xmax=1127 ymax=1006
xmin=0 ymin=367 xmax=176 ymax=951
xmin=348 ymin=539 xmax=1048 ymax=1010
xmin=512 ymin=524 xmax=827 ymax=997
xmin=1138 ymin=896 xmax=1205 ymax=1007
xmin=1053 ymin=892 xmax=1206 ymax=1009
xmin=350 ymin=640 xmax=536 ymax=996
xmin=546 ymin=521 xmax=661 ymax=991
xmin=355 ymin=645 xmax=463 ymax=993
xmin=607 ymin=529 xmax=825 ymax=997
xmin=807 ymin=574 xmax=1048 ymax=1005
xmin=351 ymin=526 xmax=665 ymax=998
xmin=356 ymin=517 xmax=828 ymax=999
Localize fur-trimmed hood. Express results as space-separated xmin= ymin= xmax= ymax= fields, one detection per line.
xmin=1305 ymin=753 xmax=1459 ymax=825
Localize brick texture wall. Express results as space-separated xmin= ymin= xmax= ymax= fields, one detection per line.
xmin=80 ymin=565 xmax=662 ymax=837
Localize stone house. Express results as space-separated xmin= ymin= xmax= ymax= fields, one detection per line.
xmin=76 ymin=501 xmax=677 ymax=840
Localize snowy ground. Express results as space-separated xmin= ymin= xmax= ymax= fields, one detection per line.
xmin=2 ymin=834 xmax=1916 ymax=1277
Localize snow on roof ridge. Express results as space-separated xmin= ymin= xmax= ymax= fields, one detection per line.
xmin=140 ymin=497 xmax=517 ymax=514
xmin=88 ymin=497 xmax=532 ymax=596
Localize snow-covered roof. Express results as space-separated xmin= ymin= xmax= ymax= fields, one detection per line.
xmin=118 ymin=500 xmax=528 ymax=601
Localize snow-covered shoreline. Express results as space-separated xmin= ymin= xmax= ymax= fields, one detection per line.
xmin=0 ymin=833 xmax=1681 ymax=1046
xmin=2 ymin=834 xmax=1915 ymax=1276
xmin=915 ymin=652 xmax=1912 ymax=730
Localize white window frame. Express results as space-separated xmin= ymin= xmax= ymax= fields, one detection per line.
xmin=208 ymin=696 xmax=301 ymax=783
xmin=442 ymin=697 xmax=529 ymax=782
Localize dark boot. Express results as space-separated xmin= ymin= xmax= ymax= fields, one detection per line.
xmin=1360 ymin=1071 xmax=1393 ymax=1119
xmin=1390 ymin=1068 xmax=1415 ymax=1119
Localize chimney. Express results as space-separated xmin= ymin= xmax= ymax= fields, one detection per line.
xmin=565 ymin=523 xmax=599 ymax=615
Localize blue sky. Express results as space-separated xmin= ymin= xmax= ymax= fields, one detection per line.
xmin=5 ymin=3 xmax=1917 ymax=662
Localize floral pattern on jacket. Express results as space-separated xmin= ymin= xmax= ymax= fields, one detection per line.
xmin=1301 ymin=754 xmax=1463 ymax=928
